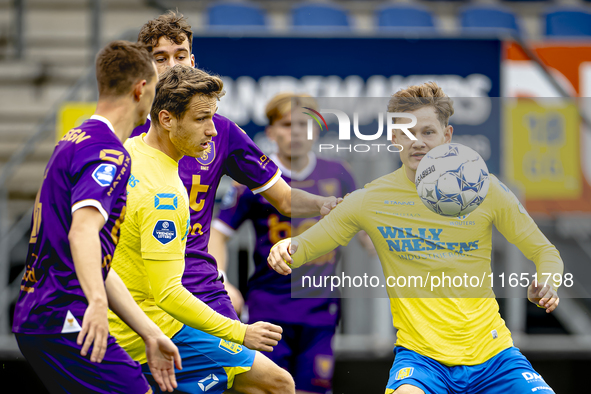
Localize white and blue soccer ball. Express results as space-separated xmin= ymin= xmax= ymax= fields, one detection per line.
xmin=415 ymin=143 xmax=490 ymax=217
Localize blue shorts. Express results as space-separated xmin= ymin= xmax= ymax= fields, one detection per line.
xmin=386 ymin=346 xmax=554 ymax=394
xmin=265 ymin=323 xmax=335 ymax=394
xmin=141 ymin=325 xmax=256 ymax=394
xmin=16 ymin=333 xmax=150 ymax=394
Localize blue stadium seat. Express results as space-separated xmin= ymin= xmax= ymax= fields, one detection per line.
xmin=376 ymin=4 xmax=436 ymax=32
xmin=292 ymin=3 xmax=350 ymax=31
xmin=545 ymin=8 xmax=591 ymax=37
xmin=460 ymin=5 xmax=521 ymax=36
xmin=207 ymin=2 xmax=266 ymax=31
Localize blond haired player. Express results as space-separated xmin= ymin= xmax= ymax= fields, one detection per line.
xmin=268 ymin=82 xmax=563 ymax=394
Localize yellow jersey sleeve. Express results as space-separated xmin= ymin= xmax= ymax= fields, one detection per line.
xmin=490 ymin=176 xmax=537 ymax=244
xmin=292 ymin=189 xmax=364 ymax=267
xmin=491 ymin=176 xmax=563 ymax=290
xmin=136 ymin=185 xmax=190 ymax=261
xmin=144 ymin=256 xmax=247 ymax=344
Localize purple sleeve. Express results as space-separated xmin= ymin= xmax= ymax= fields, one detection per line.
xmin=70 ymin=145 xmax=130 ymax=218
xmin=217 ymin=184 xmax=252 ymax=231
xmin=223 ymin=122 xmax=280 ymax=193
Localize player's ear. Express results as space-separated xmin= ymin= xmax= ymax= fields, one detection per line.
xmin=266 ymin=125 xmax=276 ymax=141
xmin=133 ymin=80 xmax=147 ymax=103
xmin=391 ymin=130 xmax=399 ymax=145
xmin=190 ymin=54 xmax=195 ymax=68
xmin=444 ymin=125 xmax=453 ymax=143
xmin=159 ymin=110 xmax=173 ymax=130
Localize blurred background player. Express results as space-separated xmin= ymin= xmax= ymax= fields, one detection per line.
xmin=268 ymin=82 xmax=563 ymax=394
xmin=130 ymin=11 xmax=339 ymax=323
xmin=109 ymin=64 xmax=295 ymax=394
xmin=12 ymin=40 xmax=181 ymax=394
xmin=209 ymin=93 xmax=358 ymax=394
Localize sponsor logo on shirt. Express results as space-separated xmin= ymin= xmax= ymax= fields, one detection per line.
xmin=198 ymin=374 xmax=220 ymax=392
xmin=92 ymin=163 xmax=117 ymax=187
xmin=384 ymin=200 xmax=415 ymax=206
xmin=153 ymin=220 xmax=177 ymax=245
xmin=449 ymin=213 xmax=475 ymax=226
xmin=395 ymin=367 xmax=414 ymax=380
xmin=378 ymin=227 xmax=480 ymax=253
xmin=154 ymin=193 xmax=178 ymax=210
xmin=522 ymin=372 xmax=544 ymax=382
xmin=218 ymin=339 xmax=243 ymax=355
xmin=196 ymin=140 xmax=216 ymax=166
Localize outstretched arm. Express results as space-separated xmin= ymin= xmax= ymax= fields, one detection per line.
xmin=268 ymin=190 xmax=363 ymax=274
xmin=144 ymin=256 xmax=281 ymax=351
xmin=261 ymin=177 xmax=339 ymax=218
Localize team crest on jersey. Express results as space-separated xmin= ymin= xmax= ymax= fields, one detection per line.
xmin=395 ymin=367 xmax=414 ymax=380
xmin=197 ymin=141 xmax=216 ymax=166
xmin=153 ymin=220 xmax=177 ymax=245
xmin=314 ymin=355 xmax=334 ymax=379
xmin=218 ymin=339 xmax=243 ymax=355
xmin=92 ymin=163 xmax=116 ymax=187
xmin=318 ymin=178 xmax=339 ymax=197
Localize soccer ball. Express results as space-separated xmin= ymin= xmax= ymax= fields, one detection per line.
xmin=415 ymin=143 xmax=490 ymax=217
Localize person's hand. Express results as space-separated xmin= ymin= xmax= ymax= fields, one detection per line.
xmin=225 ymin=282 xmax=244 ymax=316
xmin=145 ymin=333 xmax=182 ymax=392
xmin=268 ymin=239 xmax=297 ymax=275
xmin=319 ymin=196 xmax=342 ymax=217
xmin=528 ymin=280 xmax=559 ymax=313
xmin=77 ymin=301 xmax=109 ymax=363
xmin=243 ymin=321 xmax=283 ymax=352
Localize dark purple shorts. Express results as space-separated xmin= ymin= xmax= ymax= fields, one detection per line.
xmin=263 ymin=323 xmax=336 ymax=394
xmin=16 ymin=333 xmax=151 ymax=394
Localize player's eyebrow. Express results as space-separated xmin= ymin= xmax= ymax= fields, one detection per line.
xmin=153 ymin=47 xmax=188 ymax=56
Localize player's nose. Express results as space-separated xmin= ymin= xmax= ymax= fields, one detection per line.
xmin=412 ymin=135 xmax=427 ymax=147
xmin=205 ymin=121 xmax=217 ymax=137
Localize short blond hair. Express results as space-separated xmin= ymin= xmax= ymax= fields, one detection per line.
xmin=387 ymin=81 xmax=454 ymax=126
xmin=265 ymin=92 xmax=318 ymax=125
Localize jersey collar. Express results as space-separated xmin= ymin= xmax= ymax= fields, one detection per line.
xmin=271 ymin=151 xmax=316 ymax=181
xmin=90 ymin=115 xmax=115 ymax=134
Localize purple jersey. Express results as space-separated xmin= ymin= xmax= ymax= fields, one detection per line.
xmin=214 ymin=153 xmax=356 ymax=326
xmin=130 ymin=114 xmax=279 ymax=313
xmin=13 ymin=117 xmax=131 ymax=334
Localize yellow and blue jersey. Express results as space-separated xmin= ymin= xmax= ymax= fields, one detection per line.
xmin=108 ymin=134 xmax=189 ymax=363
xmin=292 ymin=167 xmax=563 ymax=366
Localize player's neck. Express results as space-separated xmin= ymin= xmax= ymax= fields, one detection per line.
xmin=277 ymin=152 xmax=309 ymax=172
xmin=404 ymin=165 xmax=417 ymax=184
xmin=94 ymin=100 xmax=137 ymax=143
xmin=144 ymin=125 xmax=182 ymax=162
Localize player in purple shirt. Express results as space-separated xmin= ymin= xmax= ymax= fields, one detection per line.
xmin=209 ymin=93 xmax=357 ymax=394
xmin=132 ymin=12 xmax=339 ymax=323
xmin=13 ymin=41 xmax=181 ymax=393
